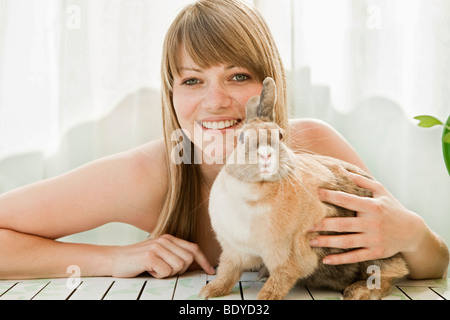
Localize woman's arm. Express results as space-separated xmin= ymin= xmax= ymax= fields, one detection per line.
xmin=0 ymin=141 xmax=162 ymax=279
xmin=0 ymin=139 xmax=215 ymax=279
xmin=0 ymin=228 xmax=115 ymax=279
xmin=0 ymin=229 xmax=215 ymax=280
xmin=290 ymin=118 xmax=450 ymax=279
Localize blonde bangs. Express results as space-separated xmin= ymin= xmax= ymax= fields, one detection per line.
xmin=166 ymin=0 xmax=273 ymax=84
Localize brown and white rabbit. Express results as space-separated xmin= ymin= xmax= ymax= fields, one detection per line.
xmin=199 ymin=77 xmax=408 ymax=300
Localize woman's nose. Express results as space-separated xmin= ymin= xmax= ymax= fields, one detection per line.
xmin=201 ymin=83 xmax=232 ymax=111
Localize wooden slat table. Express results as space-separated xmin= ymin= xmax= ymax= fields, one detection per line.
xmin=0 ymin=271 xmax=448 ymax=300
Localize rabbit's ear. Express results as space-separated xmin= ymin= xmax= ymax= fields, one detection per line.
xmin=245 ymin=95 xmax=260 ymax=123
xmin=257 ymin=77 xmax=277 ymax=122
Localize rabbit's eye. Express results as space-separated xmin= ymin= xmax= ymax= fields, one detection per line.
xmin=239 ymin=131 xmax=245 ymax=144
xmin=279 ymin=130 xmax=284 ymax=140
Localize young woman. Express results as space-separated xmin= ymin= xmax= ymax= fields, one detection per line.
xmin=0 ymin=0 xmax=448 ymax=281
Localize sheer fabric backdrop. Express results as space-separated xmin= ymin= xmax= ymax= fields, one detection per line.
xmin=0 ymin=1 xmax=449 ymax=260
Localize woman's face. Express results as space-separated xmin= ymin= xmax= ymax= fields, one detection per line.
xmin=172 ymin=51 xmax=263 ymax=164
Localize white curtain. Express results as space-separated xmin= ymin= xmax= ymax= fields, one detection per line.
xmin=0 ymin=1 xmax=449 ymax=249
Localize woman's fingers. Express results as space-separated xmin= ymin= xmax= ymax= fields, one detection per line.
xmin=318 ymin=188 xmax=372 ymax=212
xmin=111 ymin=235 xmax=214 ymax=279
xmin=321 ymin=248 xmax=374 ymax=265
xmin=310 ymin=233 xmax=367 ymax=250
xmin=157 ymin=234 xmax=215 ymax=275
xmin=147 ymin=242 xmax=186 ymax=278
xmin=148 ymin=257 xmax=174 ymax=279
xmin=155 ymin=236 xmax=195 ymax=274
xmin=310 ymin=217 xmax=363 ymax=233
xmin=312 ymin=173 xmax=423 ymax=266
xmin=345 ymin=171 xmax=385 ymax=196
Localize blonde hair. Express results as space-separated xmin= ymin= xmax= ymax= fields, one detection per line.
xmin=152 ymin=0 xmax=287 ymax=242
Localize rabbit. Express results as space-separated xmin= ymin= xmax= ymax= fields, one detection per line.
xmin=199 ymin=77 xmax=409 ymax=300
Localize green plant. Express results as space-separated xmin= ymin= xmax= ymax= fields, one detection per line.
xmin=414 ymin=115 xmax=450 ymax=175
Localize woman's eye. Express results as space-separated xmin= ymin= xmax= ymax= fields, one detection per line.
xmin=183 ymin=78 xmax=200 ymax=86
xmin=233 ymin=74 xmax=249 ymax=82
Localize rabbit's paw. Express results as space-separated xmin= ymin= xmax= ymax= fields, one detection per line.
xmin=199 ymin=280 xmax=231 ymax=300
xmin=257 ymin=266 xmax=269 ymax=281
xmin=343 ymin=285 xmax=371 ymax=300
xmin=256 ymin=288 xmax=285 ymax=300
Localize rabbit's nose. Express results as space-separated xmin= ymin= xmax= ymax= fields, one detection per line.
xmin=259 ymin=153 xmax=271 ymax=162
xmin=258 ymin=146 xmax=272 ymax=161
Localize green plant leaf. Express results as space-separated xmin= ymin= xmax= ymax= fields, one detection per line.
xmin=414 ymin=115 xmax=443 ymax=128
xmin=443 ymin=132 xmax=450 ymax=144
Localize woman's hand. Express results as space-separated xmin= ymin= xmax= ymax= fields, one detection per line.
xmin=110 ymin=234 xmax=216 ymax=279
xmin=310 ymin=171 xmax=427 ymax=265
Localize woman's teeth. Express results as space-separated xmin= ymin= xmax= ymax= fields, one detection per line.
xmin=201 ymin=120 xmax=239 ymax=130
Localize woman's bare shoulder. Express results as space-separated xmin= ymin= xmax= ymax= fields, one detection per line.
xmin=288 ymin=118 xmax=370 ymax=173
xmin=122 ymin=138 xmax=169 ymax=231
xmin=128 ymin=138 xmax=168 ymax=178
xmin=287 ymin=118 xmax=336 ymax=151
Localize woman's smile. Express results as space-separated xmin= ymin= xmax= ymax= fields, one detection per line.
xmin=198 ymin=118 xmax=243 ymax=131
